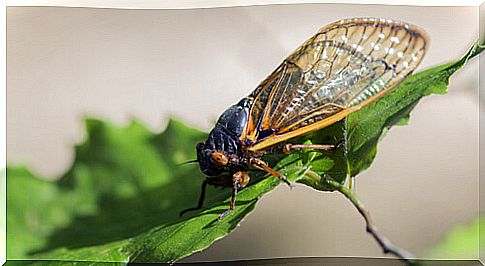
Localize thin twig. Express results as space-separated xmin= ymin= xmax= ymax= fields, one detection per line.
xmin=336 ymin=182 xmax=416 ymax=262
xmin=304 ymin=171 xmax=416 ymax=264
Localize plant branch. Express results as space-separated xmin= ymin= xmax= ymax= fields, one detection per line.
xmin=303 ymin=171 xmax=416 ymax=264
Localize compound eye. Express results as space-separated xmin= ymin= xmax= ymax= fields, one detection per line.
xmin=210 ymin=152 xmax=228 ymax=166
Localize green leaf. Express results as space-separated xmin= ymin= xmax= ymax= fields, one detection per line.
xmin=7 ymin=118 xmax=313 ymax=263
xmin=7 ymin=41 xmax=483 ymax=263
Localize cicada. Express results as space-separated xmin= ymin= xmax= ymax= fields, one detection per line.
xmin=184 ymin=17 xmax=428 ymax=220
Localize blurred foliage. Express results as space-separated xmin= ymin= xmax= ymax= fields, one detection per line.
xmin=425 ymin=216 xmax=482 ymax=260
xmin=6 ymin=42 xmax=483 ymax=263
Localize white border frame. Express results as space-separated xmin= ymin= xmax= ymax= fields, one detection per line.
xmin=5 ymin=0 xmax=485 ymax=8
xmin=2 ymin=1 xmax=483 ymax=265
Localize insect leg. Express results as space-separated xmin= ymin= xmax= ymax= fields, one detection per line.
xmin=282 ymin=143 xmax=335 ymax=154
xmin=218 ymin=178 xmax=239 ymax=221
xmin=249 ymin=158 xmax=293 ymax=188
xmin=180 ymin=180 xmax=208 ymax=217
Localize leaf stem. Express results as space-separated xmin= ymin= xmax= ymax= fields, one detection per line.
xmin=304 ymin=171 xmax=416 ymax=264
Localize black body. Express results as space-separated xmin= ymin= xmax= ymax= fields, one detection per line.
xmin=196 ymin=98 xmax=252 ymax=178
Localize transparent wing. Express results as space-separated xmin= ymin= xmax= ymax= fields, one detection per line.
xmin=243 ymin=17 xmax=428 ymax=150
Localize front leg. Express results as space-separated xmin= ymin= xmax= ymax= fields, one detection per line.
xmin=218 ymin=171 xmax=250 ymax=221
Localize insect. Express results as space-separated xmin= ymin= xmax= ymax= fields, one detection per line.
xmin=183 ymin=17 xmax=428 ymax=220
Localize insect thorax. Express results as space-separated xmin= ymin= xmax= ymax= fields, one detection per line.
xmin=196 ymin=98 xmax=252 ymax=177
